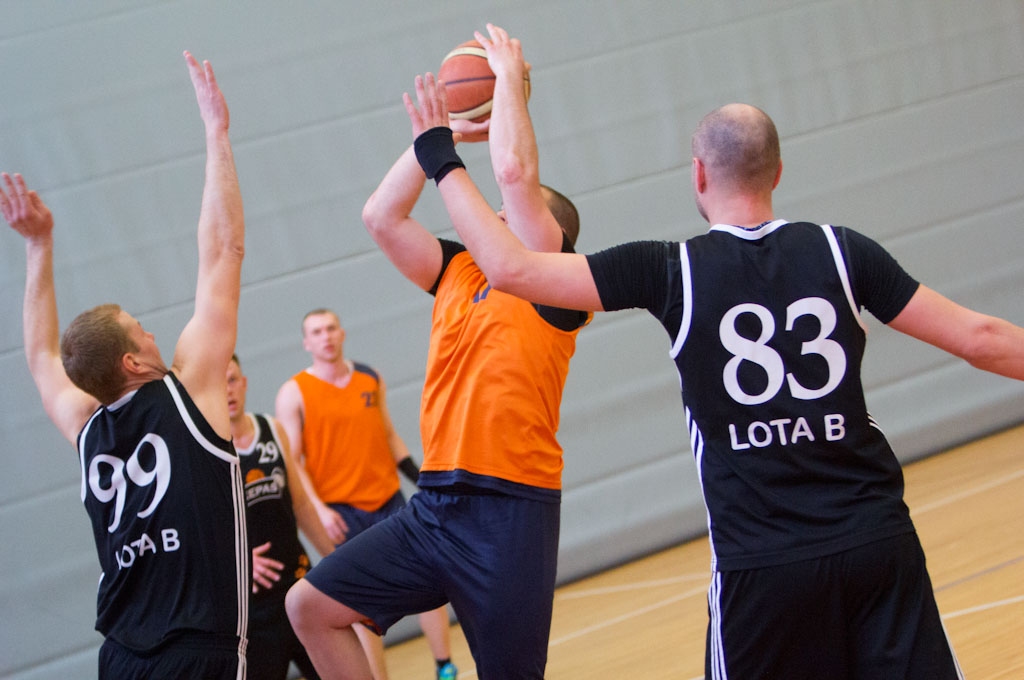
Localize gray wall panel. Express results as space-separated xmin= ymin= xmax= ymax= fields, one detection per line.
xmin=2 ymin=1 xmax=1022 ymax=676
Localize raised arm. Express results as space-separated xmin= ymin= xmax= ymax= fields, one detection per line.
xmin=361 ymin=145 xmax=444 ymax=291
xmin=476 ymin=24 xmax=561 ymax=253
xmin=887 ymin=284 xmax=1024 ymax=380
xmin=405 ymin=72 xmax=603 ymax=312
xmin=172 ymin=52 xmax=245 ymax=437
xmin=2 ymin=173 xmax=98 ymax=444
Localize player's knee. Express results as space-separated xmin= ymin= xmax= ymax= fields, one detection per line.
xmin=285 ymin=579 xmax=318 ymax=636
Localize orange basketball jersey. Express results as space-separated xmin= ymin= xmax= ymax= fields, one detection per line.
xmin=420 ymin=251 xmax=585 ymax=490
xmin=293 ymin=366 xmax=399 ymax=511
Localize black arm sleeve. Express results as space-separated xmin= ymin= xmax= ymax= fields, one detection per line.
xmin=398 ymin=457 xmax=420 ymax=485
xmin=835 ymin=227 xmax=920 ymax=324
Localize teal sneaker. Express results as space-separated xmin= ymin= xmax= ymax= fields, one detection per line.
xmin=437 ymin=661 xmax=458 ymax=680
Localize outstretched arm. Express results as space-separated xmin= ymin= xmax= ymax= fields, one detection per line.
xmin=172 ymin=52 xmax=245 ymax=438
xmin=2 ymin=173 xmax=98 ymax=444
xmin=405 ymin=72 xmax=603 ymax=312
xmin=887 ymin=285 xmax=1024 ymax=380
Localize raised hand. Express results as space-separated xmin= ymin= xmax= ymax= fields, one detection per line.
xmin=184 ymin=51 xmax=229 ymax=133
xmin=475 ymin=23 xmax=527 ymax=82
xmin=1 ymin=173 xmax=54 ymax=242
xmin=403 ymin=72 xmax=451 ymax=139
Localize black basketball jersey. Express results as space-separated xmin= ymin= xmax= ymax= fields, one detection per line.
xmin=77 ymin=372 xmax=249 ymax=652
xmin=236 ymin=413 xmax=312 ymax=614
xmin=588 ymin=221 xmax=921 ymax=571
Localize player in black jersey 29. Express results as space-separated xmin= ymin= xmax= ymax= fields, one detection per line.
xmin=403 ymin=23 xmax=1024 ymax=680
xmin=3 ymin=52 xmax=249 ymax=680
xmin=228 ymin=354 xmax=335 ymax=680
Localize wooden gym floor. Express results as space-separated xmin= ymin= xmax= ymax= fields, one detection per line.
xmin=382 ymin=423 xmax=1024 ymax=679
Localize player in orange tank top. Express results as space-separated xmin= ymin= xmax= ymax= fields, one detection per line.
xmin=286 ymin=29 xmax=589 ymax=680
xmin=275 ymin=309 xmax=456 ymax=680
xmin=290 ymin=366 xmax=400 ymax=512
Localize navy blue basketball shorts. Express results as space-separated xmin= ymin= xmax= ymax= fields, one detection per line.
xmin=98 ymin=632 xmax=242 ymax=680
xmin=329 ymin=490 xmax=407 ymax=543
xmin=306 ymin=488 xmax=560 ymax=679
xmin=705 ymin=532 xmax=964 ymax=680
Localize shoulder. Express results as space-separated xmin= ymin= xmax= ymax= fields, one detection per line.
xmin=274 ymin=376 xmax=305 ymax=410
xmin=351 ymin=362 xmax=381 ymax=383
xmin=428 ymin=239 xmax=469 ymax=296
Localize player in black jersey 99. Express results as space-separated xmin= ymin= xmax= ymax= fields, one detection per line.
xmin=4 ymin=52 xmax=249 ymax=680
xmin=401 ymin=23 xmax=1024 ymax=680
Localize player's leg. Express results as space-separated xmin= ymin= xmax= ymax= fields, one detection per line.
xmin=246 ymin=608 xmax=301 ymax=680
xmin=353 ymin=623 xmax=389 ymax=680
xmin=289 ymin=619 xmax=323 ymax=680
xmin=417 ymin=606 xmax=457 ymax=678
xmin=285 ymin=580 xmax=373 ymax=680
xmin=294 ymin=499 xmax=451 ymax=680
xmin=706 ymin=558 xmax=848 ymax=680
xmin=845 ymin=533 xmax=964 ymax=680
xmin=435 ymin=492 xmax=560 ymax=679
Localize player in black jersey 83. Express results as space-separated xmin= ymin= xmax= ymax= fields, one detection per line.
xmin=402 ymin=23 xmax=1024 ymax=680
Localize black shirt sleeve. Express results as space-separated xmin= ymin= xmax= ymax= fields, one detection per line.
xmin=835 ymin=227 xmax=920 ymax=324
xmin=586 ymin=240 xmax=684 ymax=338
xmin=428 ymin=238 xmax=467 ymax=296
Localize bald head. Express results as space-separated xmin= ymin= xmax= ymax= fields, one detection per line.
xmin=692 ymin=104 xmax=780 ymax=193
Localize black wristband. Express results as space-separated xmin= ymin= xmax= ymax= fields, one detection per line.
xmin=414 ymin=126 xmax=465 ymax=184
xmin=398 ymin=457 xmax=420 ymax=484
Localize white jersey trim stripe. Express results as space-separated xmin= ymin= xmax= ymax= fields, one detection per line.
xmin=232 ymin=459 xmax=249 ymax=675
xmin=821 ymin=224 xmax=869 ymax=334
xmin=163 ymin=374 xmax=238 ymax=463
xmin=670 ymin=241 xmax=693 ymax=359
xmin=163 ymin=374 xmax=250 ymax=655
xmin=78 ymin=409 xmax=103 ymax=502
xmin=709 ymin=219 xmax=788 ymax=240
xmin=708 ymin=571 xmax=727 ymax=679
xmin=686 ymin=406 xmax=718 ymax=571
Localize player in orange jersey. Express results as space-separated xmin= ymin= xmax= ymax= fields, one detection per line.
xmin=284 ymin=50 xmax=589 ymax=680
xmin=275 ymin=309 xmax=456 ymax=680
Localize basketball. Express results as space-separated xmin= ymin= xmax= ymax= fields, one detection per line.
xmin=439 ymin=41 xmax=495 ymax=122
xmin=438 ymin=40 xmax=531 ymax=122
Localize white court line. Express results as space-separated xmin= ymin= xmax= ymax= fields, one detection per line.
xmin=942 ymin=594 xmax=1024 ymax=620
xmin=556 ymin=573 xmax=709 ymax=600
xmin=911 ymin=468 xmax=1024 ymax=514
xmin=459 ymin=466 xmax=1024 ymax=679
xmin=453 ymin=585 xmax=708 ymax=680
xmin=550 ymin=584 xmax=708 ymax=646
